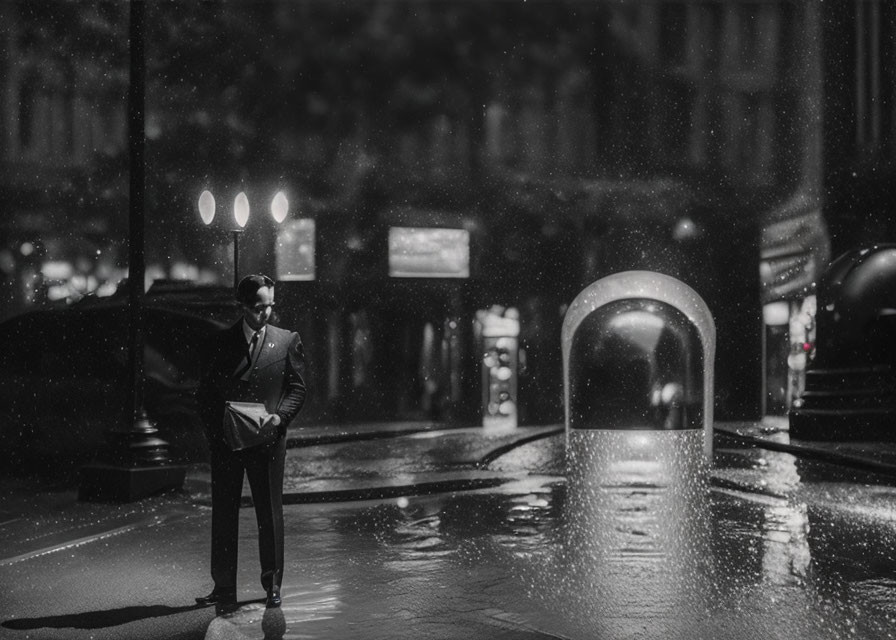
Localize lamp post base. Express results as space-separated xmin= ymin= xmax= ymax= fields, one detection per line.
xmin=78 ymin=462 xmax=187 ymax=503
xmin=78 ymin=408 xmax=187 ymax=502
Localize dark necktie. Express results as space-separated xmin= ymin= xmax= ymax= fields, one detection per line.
xmin=246 ymin=331 xmax=260 ymax=367
xmin=236 ymin=331 xmax=260 ymax=379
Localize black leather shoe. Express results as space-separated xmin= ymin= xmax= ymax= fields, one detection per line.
xmin=265 ymin=586 xmax=281 ymax=609
xmin=196 ymin=589 xmax=236 ymax=607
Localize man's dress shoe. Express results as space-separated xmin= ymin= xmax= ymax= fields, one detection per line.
xmin=266 ymin=586 xmax=282 ymax=608
xmin=196 ymin=589 xmax=236 ymax=607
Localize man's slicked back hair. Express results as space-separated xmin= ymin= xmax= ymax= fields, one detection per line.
xmin=236 ymin=274 xmax=275 ymax=305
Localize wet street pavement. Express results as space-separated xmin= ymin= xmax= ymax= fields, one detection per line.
xmin=2 ymin=420 xmax=896 ymax=640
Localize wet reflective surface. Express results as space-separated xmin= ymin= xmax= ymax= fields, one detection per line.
xmin=220 ymin=430 xmax=896 ymax=639
xmin=3 ymin=425 xmax=896 ymax=640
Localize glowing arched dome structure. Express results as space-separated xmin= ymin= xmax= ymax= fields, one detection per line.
xmin=562 ymin=271 xmax=716 ymax=457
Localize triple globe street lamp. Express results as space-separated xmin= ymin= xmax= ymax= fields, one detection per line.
xmin=198 ymin=188 xmax=290 ymax=289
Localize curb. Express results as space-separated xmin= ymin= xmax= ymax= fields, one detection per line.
xmin=713 ymin=425 xmax=896 ymax=480
xmin=236 ymin=476 xmax=512 ymax=508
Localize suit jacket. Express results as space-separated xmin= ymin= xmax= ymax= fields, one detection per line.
xmin=197 ymin=321 xmax=306 ymax=451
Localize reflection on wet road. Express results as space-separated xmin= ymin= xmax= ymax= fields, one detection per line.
xmin=218 ymin=430 xmax=896 ymax=639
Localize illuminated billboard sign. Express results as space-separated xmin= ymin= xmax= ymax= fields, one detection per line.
xmin=276 ymin=218 xmax=316 ymax=281
xmin=388 ymin=227 xmax=470 ymax=278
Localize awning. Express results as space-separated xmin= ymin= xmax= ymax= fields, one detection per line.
xmin=760 ymin=191 xmax=830 ymax=303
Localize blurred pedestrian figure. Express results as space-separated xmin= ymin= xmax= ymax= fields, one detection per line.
xmin=195 ymin=274 xmax=306 ymax=610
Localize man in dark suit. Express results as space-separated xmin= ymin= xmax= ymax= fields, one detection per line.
xmin=195 ymin=274 xmax=306 ymax=610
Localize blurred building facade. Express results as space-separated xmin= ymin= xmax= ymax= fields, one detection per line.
xmin=0 ymin=1 xmax=129 ymax=320
xmin=263 ymin=0 xmax=799 ymax=425
xmin=760 ymin=0 xmax=895 ymax=416
xmin=1 ymin=1 xmax=894 ymax=430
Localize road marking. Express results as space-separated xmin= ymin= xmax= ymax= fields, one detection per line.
xmin=0 ymin=517 xmax=164 ymax=567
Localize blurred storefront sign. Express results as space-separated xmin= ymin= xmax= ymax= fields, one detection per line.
xmin=388 ymin=227 xmax=470 ymax=278
xmin=759 ymin=193 xmax=830 ymax=304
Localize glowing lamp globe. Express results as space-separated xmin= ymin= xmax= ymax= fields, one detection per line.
xmin=198 ymin=190 xmax=215 ymax=225
xmin=271 ymin=191 xmax=289 ymax=224
xmin=234 ymin=192 xmax=250 ymax=228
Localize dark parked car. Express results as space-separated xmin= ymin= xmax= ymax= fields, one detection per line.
xmin=0 ymin=281 xmax=240 ymax=474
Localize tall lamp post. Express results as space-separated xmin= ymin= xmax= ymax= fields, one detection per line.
xmin=78 ymin=0 xmax=186 ymax=502
xmin=198 ymin=188 xmax=289 ymax=289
